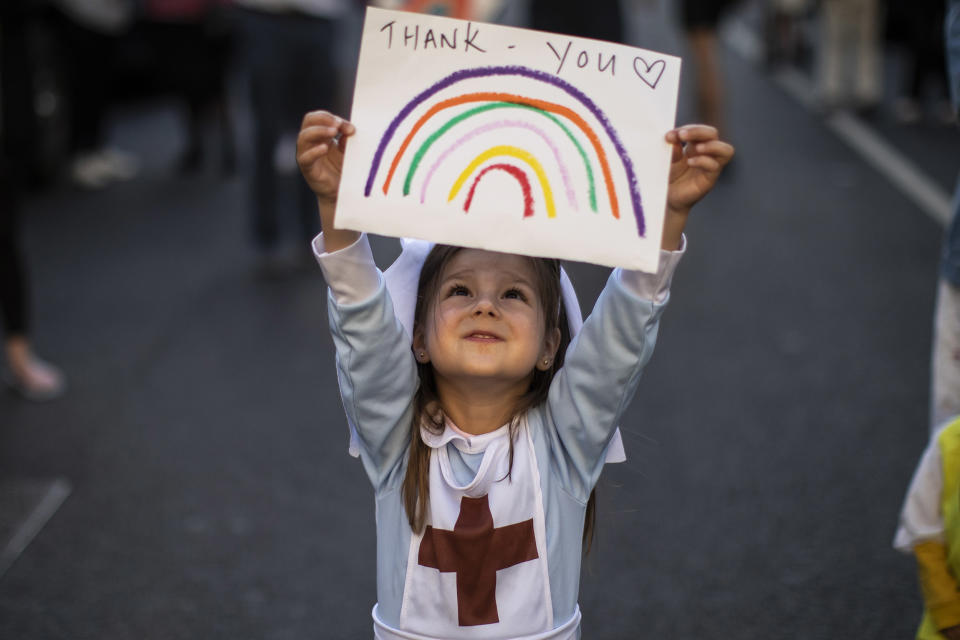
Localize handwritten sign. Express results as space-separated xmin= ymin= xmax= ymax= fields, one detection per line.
xmin=336 ymin=7 xmax=681 ymax=272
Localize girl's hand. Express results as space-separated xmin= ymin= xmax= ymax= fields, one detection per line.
xmin=297 ymin=111 xmax=358 ymax=252
xmin=297 ymin=110 xmax=355 ymax=202
xmin=661 ymin=124 xmax=734 ymax=250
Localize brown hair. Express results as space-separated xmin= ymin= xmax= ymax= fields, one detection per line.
xmin=401 ymin=245 xmax=598 ymax=553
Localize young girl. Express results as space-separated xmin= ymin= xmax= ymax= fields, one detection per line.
xmin=298 ymin=111 xmax=733 ymax=639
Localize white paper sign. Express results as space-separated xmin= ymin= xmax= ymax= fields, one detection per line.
xmin=336 ymin=7 xmax=681 ymax=272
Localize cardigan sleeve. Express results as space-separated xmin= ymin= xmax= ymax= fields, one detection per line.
xmin=319 ymin=235 xmax=418 ymax=491
xmin=541 ymin=247 xmax=683 ymax=499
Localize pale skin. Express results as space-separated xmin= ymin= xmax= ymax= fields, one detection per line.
xmin=297 ymin=111 xmax=734 ymax=434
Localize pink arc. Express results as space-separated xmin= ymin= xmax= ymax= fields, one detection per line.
xmin=419 ymin=119 xmax=577 ymax=210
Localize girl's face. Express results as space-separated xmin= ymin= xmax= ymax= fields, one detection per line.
xmin=413 ymin=249 xmax=561 ymax=395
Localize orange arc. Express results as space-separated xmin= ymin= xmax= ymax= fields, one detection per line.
xmin=381 ymin=92 xmax=619 ymax=219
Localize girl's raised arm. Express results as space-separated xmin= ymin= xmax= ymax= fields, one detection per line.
xmin=297 ymin=110 xmax=358 ymax=253
xmin=544 ymin=124 xmax=733 ymax=496
xmin=299 ymin=111 xmax=418 ymax=489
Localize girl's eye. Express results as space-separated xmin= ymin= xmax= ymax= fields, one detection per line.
xmin=447 ymin=284 xmax=469 ymax=297
xmin=503 ymin=288 xmax=526 ymax=301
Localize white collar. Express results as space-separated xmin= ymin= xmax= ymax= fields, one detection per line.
xmin=420 ymin=417 xmax=512 ymax=455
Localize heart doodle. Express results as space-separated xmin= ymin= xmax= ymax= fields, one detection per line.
xmin=633 ymin=56 xmax=666 ymax=89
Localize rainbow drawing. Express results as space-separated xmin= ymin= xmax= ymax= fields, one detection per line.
xmin=363 ymin=65 xmax=646 ymax=237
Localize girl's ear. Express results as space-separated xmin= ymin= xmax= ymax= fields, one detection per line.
xmin=536 ymin=327 xmax=562 ymax=371
xmin=412 ymin=332 xmax=430 ymax=363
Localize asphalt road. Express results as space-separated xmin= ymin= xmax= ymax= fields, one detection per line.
xmin=2 ymin=1 xmax=959 ymax=638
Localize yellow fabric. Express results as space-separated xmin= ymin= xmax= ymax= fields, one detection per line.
xmin=915 ymin=418 xmax=960 ymax=639
xmin=916 ymin=541 xmax=960 ymax=637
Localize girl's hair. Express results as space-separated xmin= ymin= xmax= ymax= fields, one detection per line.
xmin=401 ymin=245 xmax=598 ymax=553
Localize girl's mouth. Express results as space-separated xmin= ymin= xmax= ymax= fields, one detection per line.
xmin=465 ymin=332 xmax=502 ymax=342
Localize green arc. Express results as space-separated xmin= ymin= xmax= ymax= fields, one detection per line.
xmin=401 ymin=102 xmax=597 ymax=213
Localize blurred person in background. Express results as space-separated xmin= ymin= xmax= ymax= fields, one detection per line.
xmin=1 ymin=0 xmax=66 ymax=400
xmin=140 ymin=0 xmax=236 ymax=174
xmin=763 ymin=0 xmax=811 ymax=68
xmin=51 ymin=0 xmax=140 ymax=189
xmin=815 ymin=0 xmax=882 ymax=113
xmin=677 ymin=0 xmax=734 ymax=137
xmin=528 ymin=0 xmax=625 ymax=43
xmin=890 ymin=14 xmax=960 ymax=632
xmin=233 ymin=0 xmax=352 ymax=274
xmin=886 ymin=0 xmax=952 ymax=124
xmin=931 ymin=0 xmax=960 ymax=432
xmin=530 ymin=0 xmax=735 ymax=151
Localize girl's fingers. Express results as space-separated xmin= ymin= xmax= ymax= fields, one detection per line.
xmin=300 ymin=112 xmax=356 ymax=138
xmin=301 ymin=110 xmax=344 ymax=127
xmin=297 ymin=144 xmax=332 ymax=167
xmin=301 ymin=110 xmax=337 ymax=130
xmin=298 ymin=115 xmax=355 ymax=164
xmin=665 ymin=124 xmax=721 ymax=151
xmin=686 ymin=154 xmax=721 ymax=172
xmin=298 ymin=125 xmax=342 ymax=145
xmin=675 ymin=124 xmax=719 ymax=142
xmin=670 ymin=141 xmax=684 ymax=163
xmin=687 ymin=140 xmax=735 ymax=162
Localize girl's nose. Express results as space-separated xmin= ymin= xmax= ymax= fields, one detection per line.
xmin=473 ymin=296 xmax=499 ymax=317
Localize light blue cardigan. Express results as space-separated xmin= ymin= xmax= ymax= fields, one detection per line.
xmin=321 ymin=238 xmax=678 ymax=631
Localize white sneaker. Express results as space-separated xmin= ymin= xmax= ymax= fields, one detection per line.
xmin=3 ymin=356 xmax=66 ymax=402
xmin=70 ymin=152 xmax=112 ymax=190
xmin=96 ymin=148 xmax=140 ymax=181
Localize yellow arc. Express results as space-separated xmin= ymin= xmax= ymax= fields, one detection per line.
xmin=447 ymin=145 xmax=556 ymax=218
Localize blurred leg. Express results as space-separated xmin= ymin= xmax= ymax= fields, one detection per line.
xmin=249 ymin=74 xmax=282 ymax=250
xmin=529 ymin=0 xmax=624 ymax=42
xmin=239 ymin=10 xmax=284 ymax=251
xmin=290 ymin=17 xmax=336 ymax=241
xmin=852 ymin=0 xmax=881 ymax=107
xmin=0 ymin=174 xmax=64 ymax=400
xmin=1 ymin=14 xmax=31 ymax=340
xmin=687 ymin=27 xmax=725 ymax=132
xmin=818 ymin=0 xmax=845 ymax=106
xmin=0 ymin=179 xmax=28 ymax=339
xmin=0 ymin=9 xmax=64 ymax=400
xmin=55 ymin=13 xmax=111 ymax=154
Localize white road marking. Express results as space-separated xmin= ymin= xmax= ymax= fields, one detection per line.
xmin=0 ymin=478 xmax=72 ymax=578
xmin=723 ymin=18 xmax=954 ymax=227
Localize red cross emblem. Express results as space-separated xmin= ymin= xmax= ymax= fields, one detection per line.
xmin=418 ymin=494 xmax=539 ymax=626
